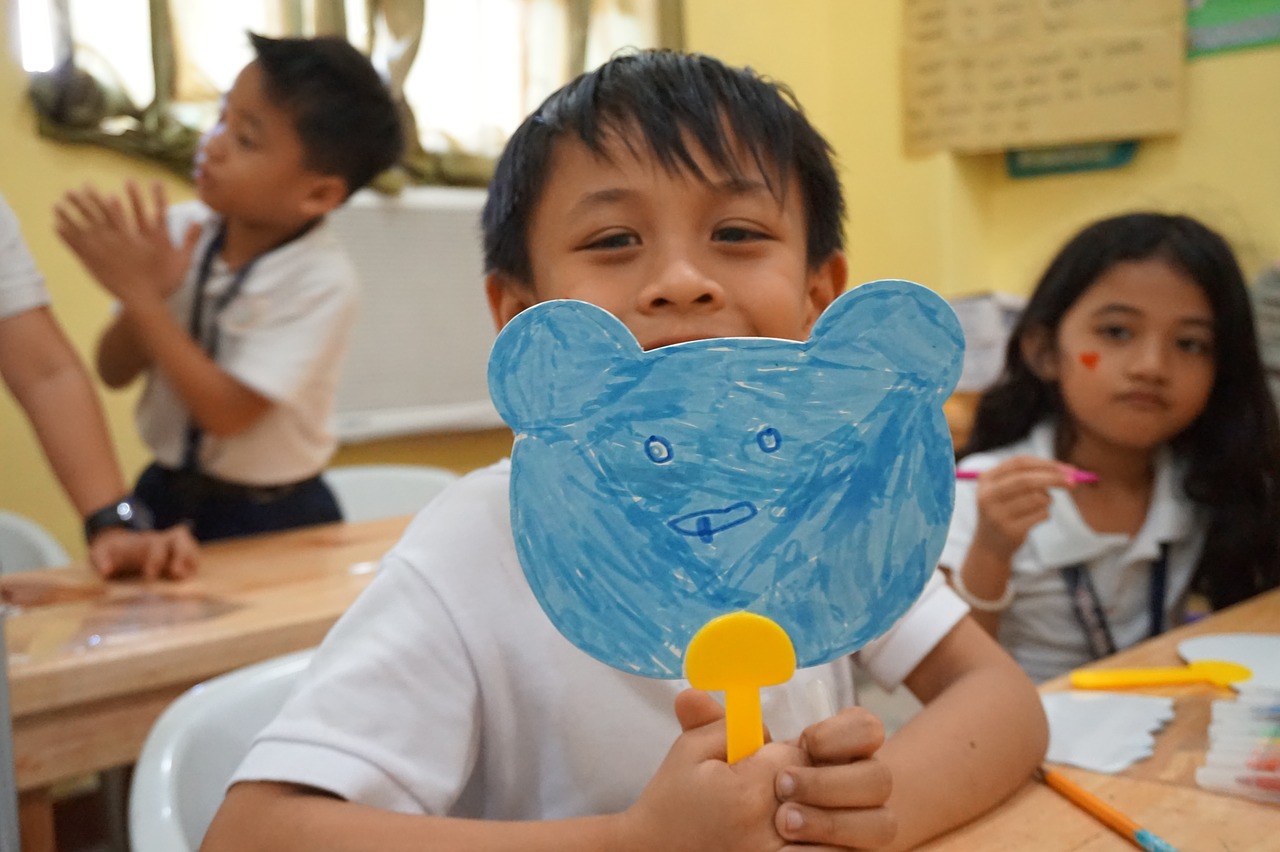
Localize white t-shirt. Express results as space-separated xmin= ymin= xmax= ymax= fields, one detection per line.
xmin=135 ymin=202 xmax=358 ymax=485
xmin=233 ymin=459 xmax=967 ymax=818
xmin=0 ymin=194 xmax=50 ymax=321
xmin=942 ymin=421 xmax=1205 ymax=683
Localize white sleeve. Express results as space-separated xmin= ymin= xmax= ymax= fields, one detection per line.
xmin=0 ymin=196 xmax=49 ymax=320
xmin=855 ymin=571 xmax=967 ymax=690
xmin=938 ymin=478 xmax=979 ymax=572
xmin=233 ymin=547 xmax=481 ymax=814
xmin=218 ymin=260 xmax=357 ymax=405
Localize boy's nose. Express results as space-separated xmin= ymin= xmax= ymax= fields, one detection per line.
xmin=641 ymin=258 xmax=725 ymax=313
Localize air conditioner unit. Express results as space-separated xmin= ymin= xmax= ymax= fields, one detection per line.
xmin=327 ymin=186 xmax=502 ymax=442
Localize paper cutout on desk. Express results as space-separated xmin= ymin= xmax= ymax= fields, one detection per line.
xmin=1179 ymin=633 xmax=1280 ymax=693
xmin=488 ymin=280 xmax=963 ymax=678
xmin=1042 ymin=691 xmax=1174 ymax=773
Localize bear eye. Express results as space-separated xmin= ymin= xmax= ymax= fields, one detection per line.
xmin=756 ymin=426 xmax=782 ymax=454
xmin=645 ymin=435 xmax=674 ymax=464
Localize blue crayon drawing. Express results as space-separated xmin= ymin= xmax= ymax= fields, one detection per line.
xmin=488 ymin=279 xmax=964 ymax=678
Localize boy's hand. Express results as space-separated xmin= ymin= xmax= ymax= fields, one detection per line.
xmin=619 ymin=688 xmax=807 ymax=852
xmin=970 ymin=455 xmax=1075 ymax=560
xmin=89 ymin=525 xmax=199 ymax=581
xmin=55 ymin=180 xmax=201 ymax=305
xmin=774 ymin=705 xmax=896 ymax=849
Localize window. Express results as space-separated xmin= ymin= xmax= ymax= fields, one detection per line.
xmin=18 ymin=0 xmax=680 ymax=176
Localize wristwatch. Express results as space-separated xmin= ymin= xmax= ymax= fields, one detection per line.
xmin=83 ymin=497 xmax=155 ymax=543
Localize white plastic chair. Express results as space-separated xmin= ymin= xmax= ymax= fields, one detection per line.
xmin=0 ymin=509 xmax=71 ymax=574
xmin=322 ymin=463 xmax=459 ymax=523
xmin=129 ymin=648 xmax=316 ymax=852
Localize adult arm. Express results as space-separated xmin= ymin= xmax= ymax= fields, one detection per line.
xmin=0 ymin=305 xmax=198 ymax=578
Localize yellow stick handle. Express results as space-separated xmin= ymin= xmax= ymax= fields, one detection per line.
xmin=724 ymin=685 xmax=763 ymax=764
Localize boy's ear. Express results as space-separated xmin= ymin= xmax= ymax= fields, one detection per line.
xmin=1020 ymin=325 xmax=1059 ymax=381
xmin=803 ymin=251 xmax=847 ymax=334
xmin=300 ymin=174 xmax=349 ymax=218
xmin=486 ymin=272 xmax=537 ymax=333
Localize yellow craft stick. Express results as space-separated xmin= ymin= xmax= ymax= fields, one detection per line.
xmin=1070 ymin=660 xmax=1251 ymax=690
xmin=685 ymin=612 xmax=796 ymax=764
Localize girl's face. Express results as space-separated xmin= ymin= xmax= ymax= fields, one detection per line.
xmin=1032 ymin=258 xmax=1216 ymax=456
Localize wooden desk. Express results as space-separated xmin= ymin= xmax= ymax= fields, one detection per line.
xmin=3 ymin=516 xmax=409 ymax=852
xmin=920 ymin=588 xmax=1280 ymax=850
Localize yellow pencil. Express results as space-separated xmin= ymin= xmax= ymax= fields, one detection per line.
xmin=1037 ymin=767 xmax=1179 ymax=852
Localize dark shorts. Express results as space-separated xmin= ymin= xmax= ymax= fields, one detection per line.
xmin=134 ymin=463 xmax=342 ymax=543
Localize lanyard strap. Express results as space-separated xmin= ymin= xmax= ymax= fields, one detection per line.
xmin=182 ymin=228 xmax=258 ymax=472
xmin=1062 ymin=543 xmax=1170 ymax=660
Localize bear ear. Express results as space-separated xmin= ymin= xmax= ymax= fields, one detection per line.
xmin=806 ymin=279 xmax=965 ymax=392
xmin=488 ymin=299 xmax=644 ymax=431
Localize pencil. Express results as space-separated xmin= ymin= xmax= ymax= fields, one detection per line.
xmin=1037 ymin=767 xmax=1178 ymax=852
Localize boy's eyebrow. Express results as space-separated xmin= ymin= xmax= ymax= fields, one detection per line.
xmin=569 ymin=176 xmax=775 ymax=216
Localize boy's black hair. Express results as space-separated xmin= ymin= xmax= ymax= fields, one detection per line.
xmin=482 ymin=49 xmax=845 ymax=284
xmin=249 ymin=33 xmax=403 ymax=196
xmin=963 ymin=212 xmax=1280 ymax=609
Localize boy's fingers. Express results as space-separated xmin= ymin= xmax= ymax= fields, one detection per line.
xmin=141 ymin=536 xmax=166 ymax=581
xmin=800 ymin=707 xmax=885 ymax=764
xmin=127 ymin=180 xmax=150 ymax=229
xmin=61 ymin=190 xmax=103 ymax=227
xmin=149 ymin=181 xmax=170 ymax=232
xmin=776 ymin=760 xmax=892 ymax=808
xmin=776 ymin=801 xmax=897 ymax=850
xmin=165 ymin=528 xmax=200 ymax=579
xmin=674 ymin=688 xmax=724 ymax=733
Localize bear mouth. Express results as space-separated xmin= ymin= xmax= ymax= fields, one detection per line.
xmin=667 ymin=501 xmax=759 ymax=543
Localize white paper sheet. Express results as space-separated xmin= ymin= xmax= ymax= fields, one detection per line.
xmin=1042 ymin=691 xmax=1175 ymax=773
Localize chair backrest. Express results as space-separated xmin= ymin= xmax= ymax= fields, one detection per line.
xmin=321 ymin=463 xmax=459 ymax=523
xmin=0 ymin=510 xmax=71 ymax=574
xmin=129 ymin=648 xmax=316 ymax=852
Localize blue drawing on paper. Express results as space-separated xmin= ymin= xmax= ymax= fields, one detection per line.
xmin=488 ymin=279 xmax=964 ymax=678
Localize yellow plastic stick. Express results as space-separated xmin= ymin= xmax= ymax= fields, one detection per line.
xmin=685 ymin=612 xmax=796 ymax=764
xmin=1070 ymin=660 xmax=1251 ymax=690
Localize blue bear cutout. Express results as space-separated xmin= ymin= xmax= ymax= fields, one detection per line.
xmin=488 ymin=279 xmax=964 ymax=678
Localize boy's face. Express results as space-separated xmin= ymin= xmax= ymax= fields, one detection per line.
xmin=487 ymin=133 xmax=845 ymax=350
xmin=194 ymin=61 xmax=344 ymax=228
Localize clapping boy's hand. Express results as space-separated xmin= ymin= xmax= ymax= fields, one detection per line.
xmin=774 ymin=705 xmax=897 ymax=849
xmin=55 ymin=180 xmax=201 ymax=306
xmin=620 ymin=688 xmax=808 ymax=852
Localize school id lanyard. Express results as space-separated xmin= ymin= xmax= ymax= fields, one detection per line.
xmin=1062 ymin=543 xmax=1169 ymax=660
xmin=181 ymin=227 xmax=260 ymax=472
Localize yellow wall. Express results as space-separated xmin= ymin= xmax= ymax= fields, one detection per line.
xmin=3 ymin=1 xmax=1277 ymax=558
xmin=686 ymin=0 xmax=1280 ymax=297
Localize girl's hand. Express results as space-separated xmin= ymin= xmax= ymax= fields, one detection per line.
xmin=619 ymin=689 xmax=807 ymax=852
xmin=969 ymin=456 xmax=1075 ymax=560
xmin=773 ymin=705 xmax=896 ymax=850
xmin=55 ymin=180 xmax=200 ymax=305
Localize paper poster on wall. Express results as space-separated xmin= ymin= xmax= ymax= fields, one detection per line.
xmin=1188 ymin=0 xmax=1280 ymax=57
xmin=902 ymin=0 xmax=1185 ymax=155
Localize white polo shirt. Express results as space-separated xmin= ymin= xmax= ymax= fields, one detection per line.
xmin=135 ymin=202 xmax=358 ymax=485
xmin=233 ymin=460 xmax=968 ymax=819
xmin=0 ymin=194 xmax=50 ymax=321
xmin=941 ymin=421 xmax=1204 ymax=683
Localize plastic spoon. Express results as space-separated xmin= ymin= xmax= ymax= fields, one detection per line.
xmin=1070 ymin=659 xmax=1252 ymax=690
xmin=685 ymin=612 xmax=796 ymax=764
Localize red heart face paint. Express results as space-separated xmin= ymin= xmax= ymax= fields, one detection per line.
xmin=1080 ymin=352 xmax=1099 ymax=369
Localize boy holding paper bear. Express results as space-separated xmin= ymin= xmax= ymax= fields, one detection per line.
xmin=203 ymin=49 xmax=1047 ymax=852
